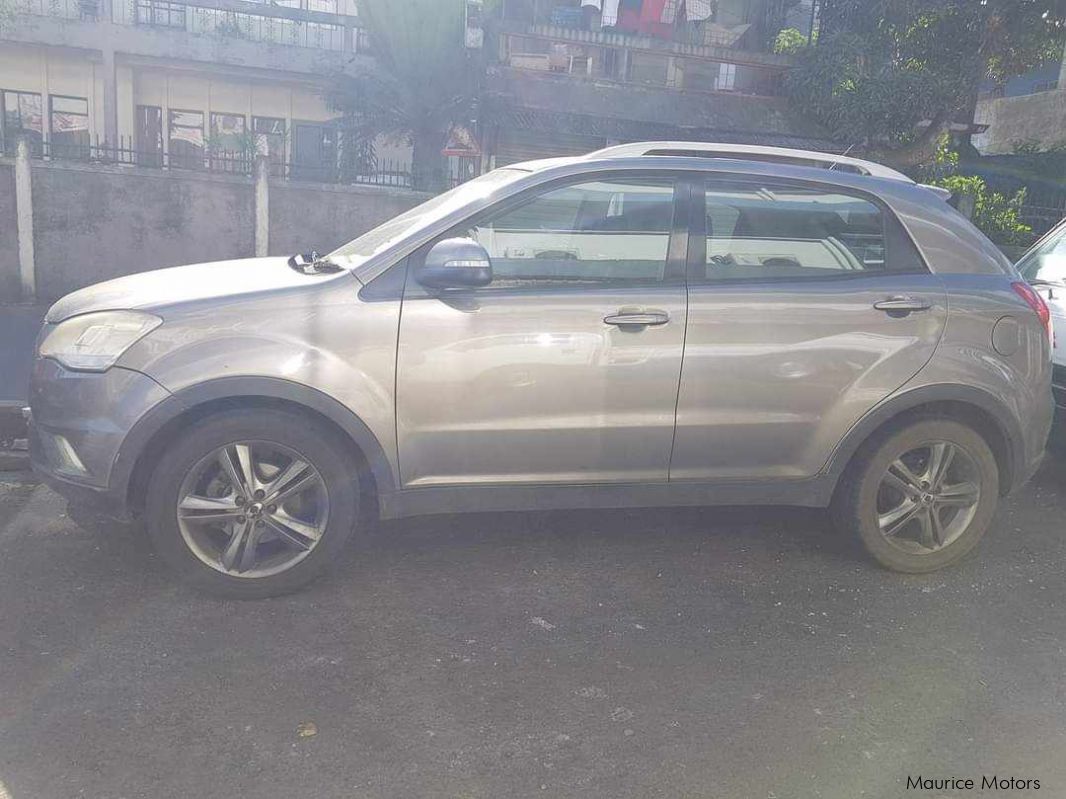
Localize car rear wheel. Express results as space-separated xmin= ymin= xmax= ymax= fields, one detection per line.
xmin=145 ymin=408 xmax=360 ymax=598
xmin=833 ymin=418 xmax=999 ymax=573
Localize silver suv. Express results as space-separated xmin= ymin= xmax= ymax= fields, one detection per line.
xmin=28 ymin=143 xmax=1054 ymax=597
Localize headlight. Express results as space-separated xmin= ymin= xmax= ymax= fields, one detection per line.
xmin=39 ymin=310 xmax=162 ymax=372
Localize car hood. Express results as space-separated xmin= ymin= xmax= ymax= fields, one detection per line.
xmin=46 ymin=257 xmax=353 ymax=323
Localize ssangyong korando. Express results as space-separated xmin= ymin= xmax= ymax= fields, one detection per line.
xmin=28 ymin=143 xmax=1054 ymax=597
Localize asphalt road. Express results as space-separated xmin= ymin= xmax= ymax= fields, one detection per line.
xmin=2 ymin=455 xmax=1065 ymax=799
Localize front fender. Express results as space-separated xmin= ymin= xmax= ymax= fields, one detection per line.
xmin=109 ymin=376 xmax=397 ymax=506
xmin=115 ymin=279 xmax=402 ymax=497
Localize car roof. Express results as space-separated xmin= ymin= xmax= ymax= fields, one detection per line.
xmin=583 ymin=141 xmax=913 ymax=182
xmin=506 ymin=143 xmax=954 ymax=203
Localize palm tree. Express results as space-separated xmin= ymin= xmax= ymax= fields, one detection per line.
xmin=328 ymin=0 xmax=483 ymax=190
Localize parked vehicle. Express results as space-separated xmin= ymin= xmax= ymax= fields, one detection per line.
xmin=1019 ymin=217 xmax=1066 ymax=421
xmin=27 ymin=143 xmax=1054 ymax=597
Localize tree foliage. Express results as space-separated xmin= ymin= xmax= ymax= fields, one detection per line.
xmin=920 ymin=137 xmax=1034 ymax=247
xmin=327 ymin=0 xmax=482 ymax=189
xmin=773 ymin=27 xmax=810 ymax=54
xmin=786 ymin=0 xmax=1066 ymax=165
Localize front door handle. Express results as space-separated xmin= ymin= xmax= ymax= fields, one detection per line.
xmin=604 ymin=309 xmax=670 ymax=328
xmin=873 ymin=296 xmax=932 ymax=313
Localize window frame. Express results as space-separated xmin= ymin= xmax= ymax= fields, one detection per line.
xmin=1 ymin=90 xmax=44 ymax=133
xmin=48 ymin=94 xmax=90 ymax=150
xmin=407 ymin=170 xmax=692 ymax=296
xmin=686 ymin=174 xmax=930 ymax=286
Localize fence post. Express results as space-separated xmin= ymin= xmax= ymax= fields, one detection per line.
xmin=956 ymin=190 xmax=976 ymax=221
xmin=254 ymin=140 xmax=270 ymax=258
xmin=14 ymin=135 xmax=36 ymax=302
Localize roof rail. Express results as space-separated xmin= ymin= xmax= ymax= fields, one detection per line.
xmin=586 ymin=141 xmax=914 ymax=184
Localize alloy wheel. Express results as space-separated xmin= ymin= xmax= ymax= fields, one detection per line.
xmin=875 ymin=440 xmax=982 ymax=554
xmin=176 ymin=440 xmax=330 ymax=578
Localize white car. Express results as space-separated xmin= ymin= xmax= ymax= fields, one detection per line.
xmin=1020 ymin=218 xmax=1066 ymax=419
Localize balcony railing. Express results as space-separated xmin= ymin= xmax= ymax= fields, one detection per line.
xmin=12 ymin=0 xmax=369 ymax=52
xmin=12 ymin=0 xmax=83 ymax=20
xmin=499 ymin=4 xmax=795 ymax=67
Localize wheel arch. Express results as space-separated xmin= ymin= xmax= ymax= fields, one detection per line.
xmin=115 ymin=377 xmax=396 ymax=515
xmin=825 ymin=384 xmax=1022 ymax=498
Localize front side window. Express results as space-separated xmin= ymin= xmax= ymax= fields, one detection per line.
xmin=459 ymin=177 xmax=676 ymax=287
xmin=700 ymin=181 xmax=887 ymax=282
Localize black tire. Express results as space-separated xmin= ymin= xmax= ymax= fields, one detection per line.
xmin=145 ymin=408 xmax=360 ymax=598
xmin=832 ymin=418 xmax=999 ymax=573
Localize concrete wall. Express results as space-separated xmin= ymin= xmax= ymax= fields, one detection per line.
xmin=0 ymin=165 xmax=19 ymax=302
xmin=974 ymin=88 xmax=1066 ymax=155
xmin=30 ymin=162 xmax=255 ymax=301
xmin=0 ymin=158 xmax=429 ymax=304
xmin=269 ymin=181 xmax=426 ymax=255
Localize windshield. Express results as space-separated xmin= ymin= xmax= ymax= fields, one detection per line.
xmin=1019 ymin=220 xmax=1066 ymax=286
xmin=328 ymin=168 xmax=528 ymax=271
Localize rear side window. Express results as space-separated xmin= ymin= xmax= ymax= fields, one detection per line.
xmin=699 ymin=181 xmax=902 ymax=282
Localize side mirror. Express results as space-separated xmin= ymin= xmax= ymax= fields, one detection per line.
xmin=416 ymin=237 xmax=493 ymax=289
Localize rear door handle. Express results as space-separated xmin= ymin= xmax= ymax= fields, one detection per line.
xmin=604 ymin=309 xmax=670 ymax=328
xmin=873 ymin=296 xmax=932 ymax=313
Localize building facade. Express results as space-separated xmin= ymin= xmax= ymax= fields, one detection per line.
xmin=483 ymin=0 xmax=831 ymax=165
xmin=1 ymin=0 xmax=829 ymax=182
xmin=0 ymin=0 xmax=418 ymax=179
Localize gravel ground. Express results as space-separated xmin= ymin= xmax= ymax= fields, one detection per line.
xmin=1 ymin=454 xmax=1065 ymax=798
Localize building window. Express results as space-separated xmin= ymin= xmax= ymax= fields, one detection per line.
xmin=136 ymin=105 xmax=164 ymax=167
xmin=169 ymin=109 xmax=204 ymax=169
xmin=291 ymin=122 xmax=337 ymax=182
xmin=209 ymin=112 xmax=247 ymax=171
xmin=253 ymin=116 xmax=287 ymax=171
xmin=627 ymin=52 xmax=669 ymax=85
xmin=305 ymin=0 xmax=337 ymax=12
xmin=49 ymin=95 xmax=90 ymax=157
xmin=209 ymin=112 xmax=246 ymax=150
xmin=1 ymin=90 xmax=43 ymax=154
xmin=715 ymin=62 xmax=737 ymax=91
xmin=136 ymin=0 xmax=186 ymax=28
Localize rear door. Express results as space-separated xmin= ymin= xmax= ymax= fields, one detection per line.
xmin=671 ymin=177 xmax=948 ymax=482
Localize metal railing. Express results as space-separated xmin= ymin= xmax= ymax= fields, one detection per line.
xmin=6 ymin=136 xmax=423 ymax=189
xmin=130 ymin=0 xmax=347 ymax=50
xmin=12 ymin=0 xmax=84 ymax=19
xmin=500 ymin=3 xmax=796 ymax=61
xmin=1019 ymin=205 xmax=1066 ymax=238
xmin=13 ymin=0 xmax=367 ymax=53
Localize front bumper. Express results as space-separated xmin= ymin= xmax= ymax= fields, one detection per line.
xmin=29 ymin=358 xmax=171 ymax=517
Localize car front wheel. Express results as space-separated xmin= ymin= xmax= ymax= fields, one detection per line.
xmin=833 ymin=418 xmax=1000 ymax=573
xmin=145 ymin=408 xmax=360 ymax=598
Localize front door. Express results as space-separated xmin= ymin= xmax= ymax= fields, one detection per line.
xmin=396 ymin=175 xmax=687 ymax=488
xmin=671 ymin=177 xmax=948 ymax=482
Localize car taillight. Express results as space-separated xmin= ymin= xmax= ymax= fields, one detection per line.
xmin=1012 ymin=281 xmax=1052 ymax=342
